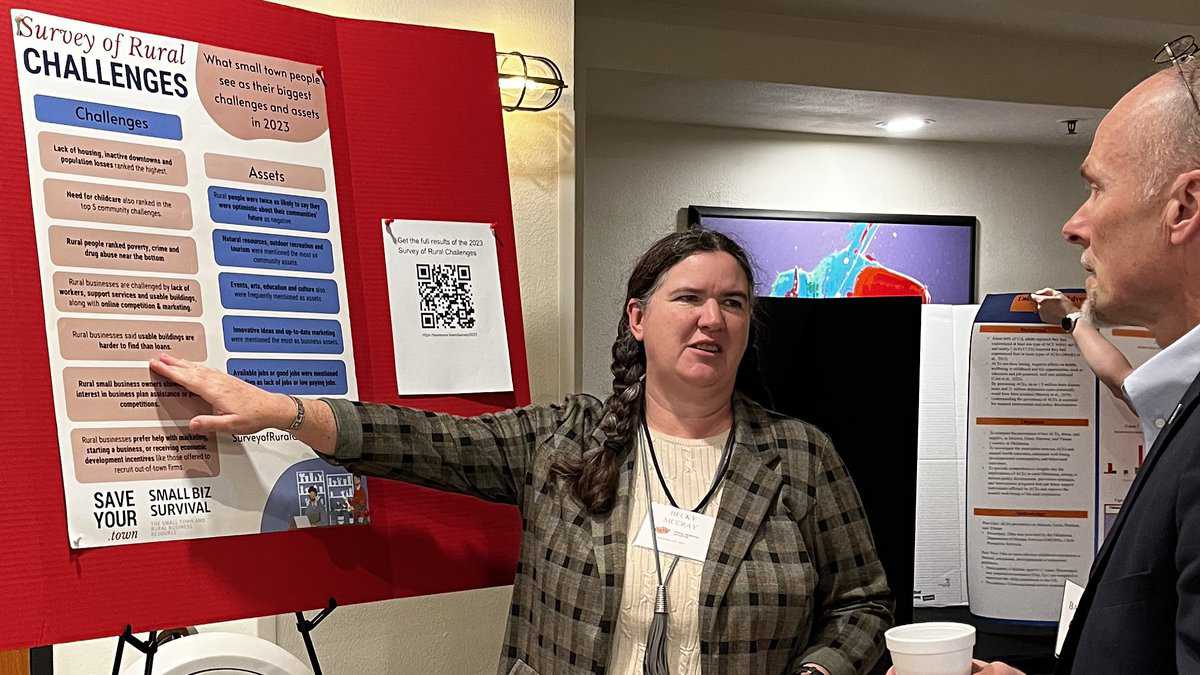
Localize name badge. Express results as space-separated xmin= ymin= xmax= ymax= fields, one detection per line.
xmin=633 ymin=503 xmax=716 ymax=563
xmin=1055 ymin=579 xmax=1085 ymax=657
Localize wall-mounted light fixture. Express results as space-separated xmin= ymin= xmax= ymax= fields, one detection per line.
xmin=498 ymin=51 xmax=567 ymax=112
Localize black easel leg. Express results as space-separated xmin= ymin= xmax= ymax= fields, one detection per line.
xmin=112 ymin=626 xmax=156 ymax=675
xmin=294 ymin=598 xmax=336 ymax=675
xmin=111 ymin=629 xmax=126 ymax=675
xmin=294 ymin=612 xmax=323 ymax=675
xmin=143 ymin=631 xmax=156 ymax=675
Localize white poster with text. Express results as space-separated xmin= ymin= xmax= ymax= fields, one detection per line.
xmin=14 ymin=10 xmax=364 ymax=547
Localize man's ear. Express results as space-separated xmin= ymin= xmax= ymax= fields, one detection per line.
xmin=627 ymin=298 xmax=645 ymax=341
xmin=1167 ymin=169 xmax=1200 ymax=246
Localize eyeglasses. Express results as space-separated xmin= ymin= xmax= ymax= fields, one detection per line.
xmin=1154 ymin=35 xmax=1200 ymax=115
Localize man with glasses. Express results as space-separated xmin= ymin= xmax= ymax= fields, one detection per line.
xmin=1049 ymin=40 xmax=1200 ymax=674
xmin=891 ymin=37 xmax=1200 ymax=675
xmin=959 ymin=38 xmax=1200 ymax=675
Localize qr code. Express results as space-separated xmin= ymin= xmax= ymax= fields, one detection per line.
xmin=417 ymin=263 xmax=476 ymax=329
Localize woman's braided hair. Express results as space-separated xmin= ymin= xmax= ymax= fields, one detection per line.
xmin=552 ymin=228 xmax=757 ymax=514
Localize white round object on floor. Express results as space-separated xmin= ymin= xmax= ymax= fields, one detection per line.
xmin=120 ymin=632 xmax=313 ymax=675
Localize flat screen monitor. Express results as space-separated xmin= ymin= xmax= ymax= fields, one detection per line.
xmin=690 ymin=206 xmax=977 ymax=304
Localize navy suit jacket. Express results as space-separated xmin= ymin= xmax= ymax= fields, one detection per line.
xmin=1056 ymin=371 xmax=1200 ymax=673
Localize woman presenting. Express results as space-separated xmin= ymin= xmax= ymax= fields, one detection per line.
xmin=151 ymin=229 xmax=893 ymax=675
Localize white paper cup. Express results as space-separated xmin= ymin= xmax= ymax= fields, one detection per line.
xmin=885 ymin=622 xmax=976 ymax=675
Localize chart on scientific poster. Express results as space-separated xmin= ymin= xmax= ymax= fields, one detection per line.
xmin=964 ymin=292 xmax=1157 ymax=621
xmin=1095 ymin=326 xmax=1158 ymax=543
xmin=13 ymin=9 xmax=366 ymax=547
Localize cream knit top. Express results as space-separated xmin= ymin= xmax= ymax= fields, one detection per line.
xmin=608 ymin=426 xmax=730 ymax=675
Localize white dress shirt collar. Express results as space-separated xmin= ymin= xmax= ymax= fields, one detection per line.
xmin=1124 ymin=321 xmax=1200 ymax=449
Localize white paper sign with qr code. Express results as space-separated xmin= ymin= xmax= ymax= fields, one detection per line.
xmin=381 ymin=219 xmax=514 ymax=395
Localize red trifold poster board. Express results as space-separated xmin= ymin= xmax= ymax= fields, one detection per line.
xmin=0 ymin=0 xmax=529 ymax=649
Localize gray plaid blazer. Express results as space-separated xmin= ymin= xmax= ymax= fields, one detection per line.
xmin=323 ymin=394 xmax=893 ymax=675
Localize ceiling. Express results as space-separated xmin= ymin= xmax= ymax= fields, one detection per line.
xmin=577 ymin=0 xmax=1200 ymax=145
xmin=587 ymin=69 xmax=1106 ymax=146
xmin=581 ymin=0 xmax=1198 ymax=50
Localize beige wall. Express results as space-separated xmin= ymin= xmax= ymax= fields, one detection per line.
xmin=53 ymin=1 xmax=573 ymax=673
xmin=581 ymin=116 xmax=1089 ymax=395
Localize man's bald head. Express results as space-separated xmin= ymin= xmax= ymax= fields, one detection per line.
xmin=1124 ymin=61 xmax=1200 ymax=199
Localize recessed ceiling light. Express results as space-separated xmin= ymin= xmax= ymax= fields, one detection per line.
xmin=875 ymin=117 xmax=934 ymax=133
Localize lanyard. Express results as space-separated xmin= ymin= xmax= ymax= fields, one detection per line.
xmin=639 ymin=409 xmax=736 ymax=512
xmin=637 ymin=405 xmax=736 ymax=675
xmin=638 ymin=407 xmax=736 ymax=583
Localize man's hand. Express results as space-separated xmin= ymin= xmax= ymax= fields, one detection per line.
xmin=1032 ymin=288 xmax=1080 ymax=325
xmin=969 ymin=660 xmax=1025 ymax=674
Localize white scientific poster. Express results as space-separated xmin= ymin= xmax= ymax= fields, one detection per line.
xmin=14 ymin=10 xmax=365 ymax=547
xmin=381 ymin=218 xmax=513 ymax=395
xmin=966 ymin=317 xmax=1096 ymax=621
xmin=913 ymin=304 xmax=978 ymax=607
xmin=964 ymin=293 xmax=1158 ymax=621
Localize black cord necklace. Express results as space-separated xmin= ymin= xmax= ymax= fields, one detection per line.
xmin=638 ymin=402 xmax=736 ymax=675
xmin=639 ymin=408 xmax=736 ymax=512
